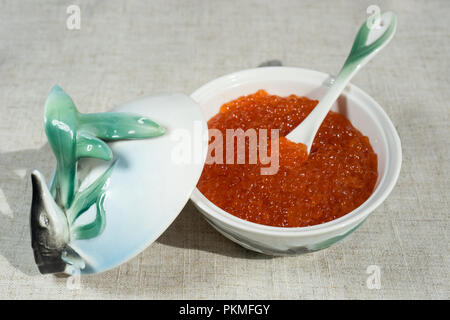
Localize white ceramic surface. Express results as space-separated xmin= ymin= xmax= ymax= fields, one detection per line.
xmin=71 ymin=94 xmax=208 ymax=273
xmin=190 ymin=67 xmax=402 ymax=255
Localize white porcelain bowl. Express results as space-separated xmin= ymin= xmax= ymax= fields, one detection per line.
xmin=190 ymin=67 xmax=402 ymax=255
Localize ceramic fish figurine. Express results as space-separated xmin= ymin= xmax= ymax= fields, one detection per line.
xmin=30 ymin=86 xmax=165 ymax=274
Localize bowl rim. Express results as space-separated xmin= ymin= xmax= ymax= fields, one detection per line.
xmin=190 ymin=66 xmax=402 ymax=237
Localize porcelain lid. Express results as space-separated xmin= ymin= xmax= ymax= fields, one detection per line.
xmin=71 ymin=93 xmax=208 ymax=274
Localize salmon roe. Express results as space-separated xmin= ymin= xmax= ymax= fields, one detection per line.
xmin=197 ymin=90 xmax=378 ymax=227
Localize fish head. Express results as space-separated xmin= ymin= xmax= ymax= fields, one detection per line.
xmin=30 ymin=170 xmax=70 ymax=274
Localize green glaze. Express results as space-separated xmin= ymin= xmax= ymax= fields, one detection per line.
xmin=44 ymin=85 xmax=165 ymax=241
xmin=307 ymin=220 xmax=366 ymax=251
xmin=66 ymin=160 xmax=116 ymax=226
xmin=78 ymin=112 xmax=165 ymax=140
xmin=31 ymin=86 xmax=165 ymax=274
xmin=66 ymin=160 xmax=116 ymax=240
xmin=71 ymin=192 xmax=107 ymax=240
xmin=338 ymin=12 xmax=397 ymax=81
xmin=45 ymin=85 xmax=165 ymax=209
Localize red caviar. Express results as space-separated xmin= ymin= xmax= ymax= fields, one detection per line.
xmin=197 ymin=90 xmax=378 ymax=227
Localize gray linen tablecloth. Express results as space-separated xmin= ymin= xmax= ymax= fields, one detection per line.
xmin=0 ymin=0 xmax=448 ymax=299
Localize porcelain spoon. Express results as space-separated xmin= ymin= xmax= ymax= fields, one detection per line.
xmin=286 ymin=11 xmax=397 ymax=152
